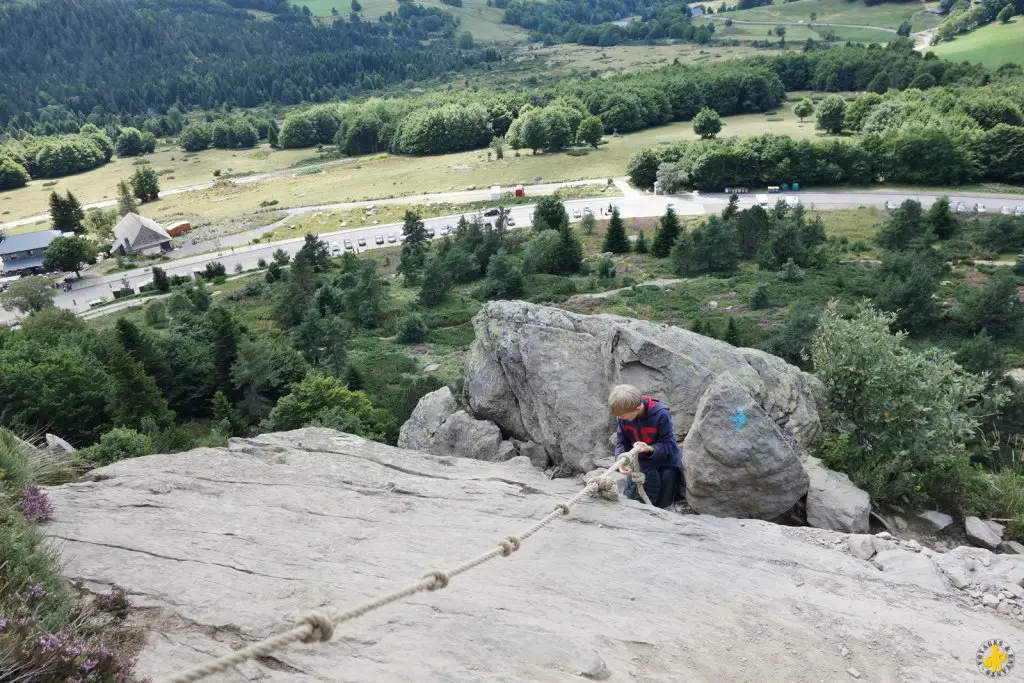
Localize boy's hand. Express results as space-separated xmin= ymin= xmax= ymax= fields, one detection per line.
xmin=634 ymin=443 xmax=653 ymax=455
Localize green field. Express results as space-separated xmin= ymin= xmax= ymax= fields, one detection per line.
xmin=302 ymin=0 xmax=527 ymax=41
xmin=930 ymin=19 xmax=1024 ymax=68
xmin=703 ymin=19 xmax=897 ymax=43
xmin=698 ymin=0 xmax=941 ymax=33
xmin=0 ymin=143 xmax=317 ymax=225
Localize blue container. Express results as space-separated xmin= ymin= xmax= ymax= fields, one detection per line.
xmin=781 ymin=183 xmax=790 ymax=192
xmin=792 ymin=182 xmax=800 ymax=192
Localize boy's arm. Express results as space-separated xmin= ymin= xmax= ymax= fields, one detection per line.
xmin=615 ymin=420 xmax=628 ymax=456
xmin=645 ymin=412 xmax=676 ymax=466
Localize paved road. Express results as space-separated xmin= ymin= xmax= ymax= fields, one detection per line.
xmin=3 ymin=188 xmax=1023 ymax=325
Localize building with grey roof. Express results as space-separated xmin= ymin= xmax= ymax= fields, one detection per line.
xmin=0 ymin=230 xmax=63 ymax=275
xmin=110 ymin=212 xmax=173 ymax=256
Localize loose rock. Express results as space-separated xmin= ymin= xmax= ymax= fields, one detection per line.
xmin=982 ymin=594 xmax=1000 ymax=608
xmin=802 ymin=456 xmax=870 ymax=533
xmin=848 ymin=535 xmax=876 ymax=561
xmin=965 ymin=516 xmax=1002 ymax=550
xmin=917 ymin=510 xmax=953 ymax=532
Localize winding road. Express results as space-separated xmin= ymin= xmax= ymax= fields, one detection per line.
xmin=4 ymin=184 xmax=1023 ymax=325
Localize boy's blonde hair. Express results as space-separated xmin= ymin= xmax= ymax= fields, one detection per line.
xmin=608 ymin=384 xmax=643 ymax=416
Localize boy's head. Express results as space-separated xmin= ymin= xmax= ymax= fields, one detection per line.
xmin=608 ymin=384 xmax=644 ymax=420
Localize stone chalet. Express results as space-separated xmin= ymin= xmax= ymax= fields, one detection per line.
xmin=110 ymin=213 xmax=173 ymax=256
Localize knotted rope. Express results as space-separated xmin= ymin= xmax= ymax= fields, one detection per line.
xmin=159 ymin=449 xmax=648 ymax=683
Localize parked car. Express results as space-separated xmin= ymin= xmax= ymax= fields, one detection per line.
xmin=439 ymin=226 xmax=450 ymax=236
xmin=956 ymin=202 xmax=969 ymax=213
xmin=572 ymin=208 xmax=582 ymax=219
xmin=427 ymin=228 xmax=436 ymax=237
xmin=357 ymin=237 xmax=366 ymax=247
xmin=1016 ymin=205 xmax=1024 ymax=217
xmin=974 ymin=203 xmax=987 ymax=213
xmin=1001 ymin=206 xmax=1013 ymax=215
xmin=583 ymin=206 xmax=593 ymax=215
xmin=483 ymin=208 xmax=500 ymax=217
xmin=666 ymin=200 xmax=676 ymax=211
xmin=344 ymin=238 xmax=353 ymax=250
xmin=506 ymin=217 xmax=516 ymax=227
xmin=330 ymin=242 xmax=341 ymax=254
xmin=389 ymin=233 xmax=398 ymax=243
xmin=884 ymin=201 xmax=898 ymax=210
xmin=375 ymin=234 xmax=384 ymax=245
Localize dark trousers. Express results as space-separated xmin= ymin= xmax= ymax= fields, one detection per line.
xmin=625 ymin=466 xmax=682 ymax=509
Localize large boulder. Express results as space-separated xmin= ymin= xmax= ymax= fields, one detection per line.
xmin=682 ymin=374 xmax=809 ymax=520
xmin=431 ymin=411 xmax=505 ymax=462
xmin=965 ymin=516 xmax=1002 ymax=551
xmin=802 ymin=456 xmax=871 ymax=533
xmin=40 ymin=428 xmax=1019 ymax=682
xmin=461 ymin=301 xmax=823 ymax=475
xmin=397 ymin=387 xmax=458 ymax=451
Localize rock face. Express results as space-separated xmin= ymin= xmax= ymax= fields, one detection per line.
xmin=42 ymin=428 xmax=1020 ymax=683
xmin=457 ymin=301 xmax=824 ymax=520
xmin=802 ymin=456 xmax=870 ymax=533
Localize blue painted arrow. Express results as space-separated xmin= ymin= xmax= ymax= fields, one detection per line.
xmin=728 ymin=408 xmax=746 ymax=432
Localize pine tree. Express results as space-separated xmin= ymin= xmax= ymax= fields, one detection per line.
xmin=268 ymin=120 xmax=280 ymax=148
xmin=344 ymin=363 xmax=364 ymax=390
xmin=556 ymin=224 xmax=584 ymax=274
xmin=722 ymin=193 xmax=740 ymax=220
xmin=602 ymin=207 xmax=630 ymax=254
xmin=117 ymin=179 xmax=137 ymax=217
xmin=49 ymin=191 xmax=70 ymax=231
xmin=724 ymin=318 xmax=741 ymax=346
xmin=399 ymin=211 xmax=430 ymax=285
xmin=652 ymin=207 xmax=680 ymax=257
xmin=635 ymin=229 xmax=648 ymax=254
xmin=212 ymin=390 xmax=242 ymax=436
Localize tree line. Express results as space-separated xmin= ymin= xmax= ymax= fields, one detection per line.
xmin=271 ymin=42 xmax=990 ymax=159
xmin=0 ymin=0 xmax=498 ymax=133
xmin=628 ymin=68 xmax=1024 ymax=192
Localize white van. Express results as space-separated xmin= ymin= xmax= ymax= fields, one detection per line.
xmin=756 ymin=194 xmax=770 ymax=208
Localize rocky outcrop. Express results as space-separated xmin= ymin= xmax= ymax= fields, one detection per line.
xmin=918 ymin=510 xmax=954 ymax=532
xmin=397 ymin=386 xmax=458 ymax=451
xmin=802 ymin=456 xmax=870 ymax=533
xmin=40 ymin=429 xmax=1023 ymax=682
xmin=431 ymin=411 xmax=505 ymax=462
xmin=397 ymin=387 xmax=511 ymax=463
xmin=446 ymin=301 xmax=855 ymax=522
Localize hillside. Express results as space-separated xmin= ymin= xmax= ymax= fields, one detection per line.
xmin=930 ymin=18 xmax=1024 ymax=67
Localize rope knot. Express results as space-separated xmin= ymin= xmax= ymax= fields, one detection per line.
xmin=498 ymin=535 xmax=521 ymax=556
xmin=422 ymin=570 xmax=450 ymax=591
xmin=297 ymin=611 xmax=334 ymax=644
xmin=554 ymin=503 xmax=570 ymax=516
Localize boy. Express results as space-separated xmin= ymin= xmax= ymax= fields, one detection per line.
xmin=608 ymin=384 xmax=685 ymax=509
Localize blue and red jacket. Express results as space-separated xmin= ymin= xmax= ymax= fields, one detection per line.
xmin=615 ymin=396 xmax=683 ymax=473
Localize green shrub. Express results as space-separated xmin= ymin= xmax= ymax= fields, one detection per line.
xmin=811 ymin=301 xmax=1006 ymax=512
xmin=396 ymin=313 xmax=428 ymax=344
xmin=80 ymin=428 xmax=154 ymax=466
xmin=750 ymin=282 xmax=770 ymax=309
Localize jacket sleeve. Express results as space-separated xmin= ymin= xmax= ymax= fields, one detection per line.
xmin=615 ymin=420 xmax=628 ymax=456
xmin=645 ymin=412 xmax=675 ymax=467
